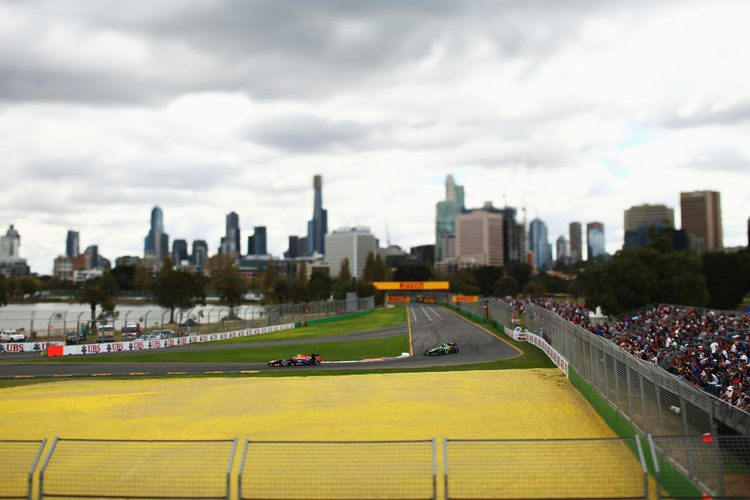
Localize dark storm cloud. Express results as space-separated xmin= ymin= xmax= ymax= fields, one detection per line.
xmin=0 ymin=0 xmax=678 ymax=105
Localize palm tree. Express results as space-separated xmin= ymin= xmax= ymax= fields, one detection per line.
xmin=218 ymin=274 xmax=247 ymax=318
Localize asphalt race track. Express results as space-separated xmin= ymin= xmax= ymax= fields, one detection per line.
xmin=0 ymin=305 xmax=522 ymax=377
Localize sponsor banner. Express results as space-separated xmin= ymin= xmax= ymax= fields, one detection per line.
xmin=452 ymin=296 xmax=478 ymax=302
xmin=525 ymin=332 xmax=569 ymax=377
xmin=373 ymin=281 xmax=450 ymax=291
xmin=0 ymin=341 xmax=64 ymax=354
xmin=387 ymin=296 xmax=411 ymax=303
xmin=54 ymin=323 xmax=296 ymax=357
xmin=416 ymin=298 xmax=436 ymax=304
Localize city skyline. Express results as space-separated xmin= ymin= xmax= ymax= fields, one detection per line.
xmin=1 ymin=1 xmax=748 ymax=274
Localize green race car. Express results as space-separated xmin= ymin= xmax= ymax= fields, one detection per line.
xmin=423 ymin=342 xmax=459 ymax=356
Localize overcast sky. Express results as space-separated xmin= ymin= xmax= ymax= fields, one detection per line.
xmin=2 ymin=0 xmax=749 ymax=275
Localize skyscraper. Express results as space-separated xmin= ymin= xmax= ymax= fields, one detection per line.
xmin=556 ymin=235 xmax=569 ymax=266
xmin=66 ymin=230 xmax=80 ymax=258
xmin=587 ymin=222 xmax=605 ymax=260
xmin=144 ymin=207 xmax=168 ymax=262
xmin=307 ymin=175 xmax=328 ymax=256
xmin=435 ymin=174 xmax=465 ymax=262
xmin=252 ymin=226 xmax=267 ymax=255
xmin=569 ymin=222 xmax=582 ymax=262
xmin=172 ymin=239 xmax=188 ymax=265
xmin=192 ymin=240 xmax=208 ymax=268
xmin=624 ymin=204 xmax=674 ymax=232
xmin=455 ymin=210 xmax=504 ymax=266
xmin=324 ymin=226 xmax=377 ymax=279
xmin=221 ymin=211 xmax=241 ymax=257
xmin=529 ymin=218 xmax=551 ymax=270
xmin=680 ymin=191 xmax=723 ymax=253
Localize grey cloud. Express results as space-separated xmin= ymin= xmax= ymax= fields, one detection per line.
xmin=0 ymin=0 xmax=682 ymax=105
xmin=246 ymin=114 xmax=375 ymax=152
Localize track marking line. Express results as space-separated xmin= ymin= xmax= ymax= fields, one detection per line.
xmin=240 ymin=370 xmax=259 ymax=373
xmin=92 ymin=373 xmax=111 ymax=377
xmin=407 ymin=307 xmax=414 ymax=356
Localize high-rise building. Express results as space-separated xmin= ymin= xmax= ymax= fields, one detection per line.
xmin=435 ymin=174 xmax=465 ymax=262
xmin=324 ymin=226 xmax=377 ymax=279
xmin=253 ymin=227 xmax=267 ymax=255
xmin=144 ymin=207 xmax=168 ymax=262
xmin=285 ymin=236 xmax=300 ymax=259
xmin=555 ymin=236 xmax=569 ymax=266
xmin=172 ymin=239 xmax=189 ymax=266
xmin=0 ymin=225 xmax=29 ymax=278
xmin=455 ymin=209 xmax=504 ymax=266
xmin=624 ymin=204 xmax=674 ymax=232
xmin=529 ymin=219 xmax=551 ymax=270
xmin=306 ymin=175 xmax=328 ymax=256
xmin=192 ymin=240 xmax=208 ymax=268
xmin=587 ymin=222 xmax=605 ymax=260
xmin=221 ymin=212 xmax=241 ymax=257
xmin=680 ymin=191 xmax=723 ymax=253
xmin=569 ymin=222 xmax=582 ymax=262
xmin=66 ymin=230 xmax=80 ymax=258
xmin=410 ymin=245 xmax=435 ymax=265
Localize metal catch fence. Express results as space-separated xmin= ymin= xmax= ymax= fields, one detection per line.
xmin=648 ymin=435 xmax=750 ymax=500
xmin=0 ymin=439 xmax=46 ymax=500
xmin=444 ymin=437 xmax=649 ymax=500
xmin=523 ymin=303 xmax=750 ymax=437
xmin=39 ymin=438 xmax=238 ymax=500
xmin=238 ymin=439 xmax=437 ymax=500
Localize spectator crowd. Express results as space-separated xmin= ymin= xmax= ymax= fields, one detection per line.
xmin=501 ymin=298 xmax=750 ymax=412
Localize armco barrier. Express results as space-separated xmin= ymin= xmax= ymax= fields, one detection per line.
xmin=239 ymin=439 xmax=437 ymax=500
xmin=445 ymin=437 xmax=649 ymax=500
xmin=39 ymin=438 xmax=238 ymax=500
xmin=0 ymin=439 xmax=46 ymax=500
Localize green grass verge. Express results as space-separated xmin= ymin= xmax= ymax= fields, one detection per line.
xmin=33 ymin=335 xmax=410 ymax=364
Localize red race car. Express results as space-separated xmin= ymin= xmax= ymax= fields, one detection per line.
xmin=268 ymin=353 xmax=322 ymax=367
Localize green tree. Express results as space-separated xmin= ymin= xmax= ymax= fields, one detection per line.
xmin=263 ymin=259 xmax=277 ymax=292
xmin=372 ymin=253 xmax=388 ymax=281
xmin=133 ymin=264 xmax=153 ymax=291
xmin=111 ymin=265 xmax=136 ymax=291
xmin=308 ymin=270 xmax=333 ymax=301
xmin=296 ymin=261 xmax=308 ymax=287
xmin=76 ymin=274 xmax=118 ymax=326
xmin=273 ymin=278 xmax=292 ymax=304
xmin=15 ymin=276 xmax=40 ymax=298
xmin=392 ymin=265 xmax=432 ymax=281
xmin=702 ymin=250 xmax=750 ymax=310
xmin=449 ymin=268 xmax=480 ymax=296
xmin=217 ymin=273 xmax=247 ymax=317
xmin=153 ymin=270 xmax=206 ymax=323
xmin=362 ymin=252 xmax=376 ymax=282
xmin=473 ymin=266 xmax=504 ymax=297
xmin=338 ymin=258 xmax=352 ymax=287
xmin=506 ymin=262 xmax=533 ymax=291
xmin=0 ymin=276 xmax=8 ymax=306
xmin=493 ymin=276 xmax=519 ymax=297
xmin=567 ymin=279 xmax=586 ymax=302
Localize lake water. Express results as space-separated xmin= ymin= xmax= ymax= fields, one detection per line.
xmin=0 ymin=302 xmax=262 ymax=333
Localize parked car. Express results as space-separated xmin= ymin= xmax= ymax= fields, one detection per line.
xmin=1 ymin=329 xmax=26 ymax=342
xmin=144 ymin=329 xmax=175 ymax=341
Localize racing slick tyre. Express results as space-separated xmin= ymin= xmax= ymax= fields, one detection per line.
xmin=281 ymin=360 xmax=289 ymax=367
xmin=314 ymin=359 xmax=321 ymax=366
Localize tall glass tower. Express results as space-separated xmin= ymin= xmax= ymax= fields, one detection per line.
xmin=144 ymin=206 xmax=166 ymax=260
xmin=307 ymin=175 xmax=328 ymax=256
xmin=529 ymin=218 xmax=551 ymax=270
xmin=435 ymin=174 xmax=465 ymax=262
xmin=66 ymin=230 xmax=80 ymax=258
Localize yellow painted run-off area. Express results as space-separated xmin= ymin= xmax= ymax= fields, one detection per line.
xmin=0 ymin=369 xmax=655 ymax=499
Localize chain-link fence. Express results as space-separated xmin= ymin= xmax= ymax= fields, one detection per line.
xmin=648 ymin=435 xmax=750 ymax=500
xmin=523 ymin=303 xmax=750 ymax=438
xmin=39 ymin=438 xmax=238 ymax=500
xmin=238 ymin=440 xmax=437 ymax=500
xmin=445 ymin=437 xmax=649 ymax=500
xmin=0 ymin=439 xmax=46 ymax=500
